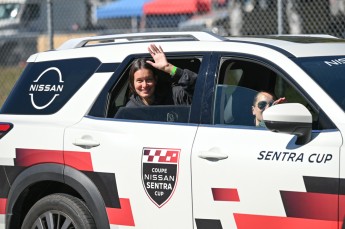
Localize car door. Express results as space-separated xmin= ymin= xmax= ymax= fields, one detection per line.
xmin=64 ymin=53 xmax=210 ymax=228
xmin=192 ymin=54 xmax=341 ymax=229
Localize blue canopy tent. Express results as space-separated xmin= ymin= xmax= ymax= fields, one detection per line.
xmin=96 ymin=0 xmax=152 ymax=32
xmin=96 ymin=0 xmax=151 ymax=19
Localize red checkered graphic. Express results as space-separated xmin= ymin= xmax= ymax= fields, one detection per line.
xmin=143 ymin=148 xmax=180 ymax=163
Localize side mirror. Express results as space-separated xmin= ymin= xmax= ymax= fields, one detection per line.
xmin=263 ymin=103 xmax=312 ymax=145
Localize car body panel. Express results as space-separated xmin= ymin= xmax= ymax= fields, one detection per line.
xmin=64 ymin=118 xmax=197 ymax=228
xmin=192 ymin=126 xmax=341 ymax=228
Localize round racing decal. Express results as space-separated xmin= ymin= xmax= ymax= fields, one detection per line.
xmin=28 ymin=67 xmax=64 ymax=110
xmin=141 ymin=147 xmax=180 ymax=208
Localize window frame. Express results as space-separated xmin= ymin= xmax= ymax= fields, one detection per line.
xmin=88 ymin=52 xmax=212 ymax=125
xmin=203 ymin=52 xmax=335 ymax=130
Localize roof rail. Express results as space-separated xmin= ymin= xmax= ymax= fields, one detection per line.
xmin=267 ymin=34 xmax=339 ymax=39
xmin=57 ymin=31 xmax=225 ymax=50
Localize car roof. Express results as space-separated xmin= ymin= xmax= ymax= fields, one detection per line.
xmin=226 ymin=35 xmax=345 ymax=57
xmin=54 ymin=32 xmax=345 ymax=59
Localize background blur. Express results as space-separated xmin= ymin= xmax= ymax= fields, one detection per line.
xmin=0 ymin=0 xmax=344 ymax=107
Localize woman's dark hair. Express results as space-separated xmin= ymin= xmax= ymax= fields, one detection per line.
xmin=252 ymin=91 xmax=276 ymax=106
xmin=128 ymin=58 xmax=157 ymax=95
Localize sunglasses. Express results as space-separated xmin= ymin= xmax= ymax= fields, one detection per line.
xmin=257 ymin=100 xmax=274 ymax=110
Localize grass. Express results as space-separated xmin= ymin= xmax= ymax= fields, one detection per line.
xmin=0 ymin=66 xmax=24 ymax=108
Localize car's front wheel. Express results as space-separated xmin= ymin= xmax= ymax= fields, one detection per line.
xmin=21 ymin=193 xmax=96 ymax=229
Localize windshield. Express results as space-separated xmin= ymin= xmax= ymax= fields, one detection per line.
xmin=297 ymin=56 xmax=345 ymax=112
xmin=0 ymin=3 xmax=20 ymax=20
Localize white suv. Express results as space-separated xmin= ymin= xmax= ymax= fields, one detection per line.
xmin=0 ymin=32 xmax=345 ymax=229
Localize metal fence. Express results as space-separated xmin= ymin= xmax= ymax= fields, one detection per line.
xmin=0 ymin=0 xmax=344 ymax=107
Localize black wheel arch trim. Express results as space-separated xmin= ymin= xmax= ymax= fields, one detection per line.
xmin=6 ymin=163 xmax=110 ymax=229
xmin=64 ymin=165 xmax=110 ymax=229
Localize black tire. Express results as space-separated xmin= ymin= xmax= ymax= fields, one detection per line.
xmin=21 ymin=193 xmax=96 ymax=229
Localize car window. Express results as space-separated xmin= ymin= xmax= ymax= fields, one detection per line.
xmin=107 ymin=57 xmax=202 ymax=123
xmin=296 ymin=56 xmax=345 ymax=112
xmin=213 ymin=58 xmax=334 ymax=130
xmin=0 ymin=3 xmax=21 ymax=19
xmin=1 ymin=58 xmax=101 ymax=115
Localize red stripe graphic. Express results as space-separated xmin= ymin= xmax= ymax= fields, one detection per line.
xmin=234 ymin=213 xmax=339 ymax=229
xmin=15 ymin=148 xmax=64 ymax=166
xmin=64 ymin=151 xmax=93 ymax=171
xmin=15 ymin=149 xmax=94 ymax=171
xmin=281 ymin=191 xmax=338 ymax=221
xmin=0 ymin=198 xmax=6 ymax=214
xmin=106 ymin=198 xmax=135 ymax=226
xmin=212 ymin=188 xmax=240 ymax=202
xmin=339 ymin=195 xmax=345 ymax=222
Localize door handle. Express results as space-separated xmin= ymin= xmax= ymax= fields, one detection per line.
xmin=198 ymin=147 xmax=228 ymax=161
xmin=73 ymin=136 xmax=100 ymax=148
